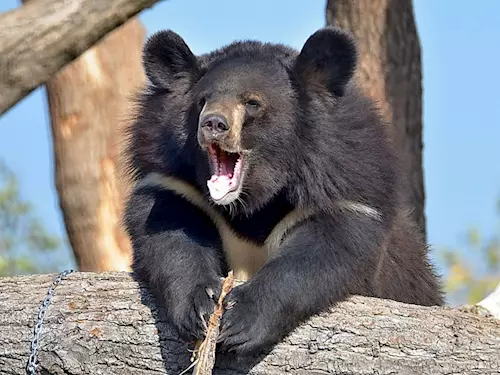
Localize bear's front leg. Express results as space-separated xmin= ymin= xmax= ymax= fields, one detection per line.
xmin=218 ymin=211 xmax=385 ymax=355
xmin=125 ymin=185 xmax=225 ymax=342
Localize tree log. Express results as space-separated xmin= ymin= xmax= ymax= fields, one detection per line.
xmin=0 ymin=0 xmax=163 ymax=116
xmin=1 ymin=272 xmax=500 ymax=374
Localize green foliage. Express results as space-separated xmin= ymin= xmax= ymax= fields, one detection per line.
xmin=440 ymin=197 xmax=500 ymax=305
xmin=0 ymin=161 xmax=61 ymax=277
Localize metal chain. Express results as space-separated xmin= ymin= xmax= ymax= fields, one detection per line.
xmin=26 ymin=269 xmax=74 ymax=375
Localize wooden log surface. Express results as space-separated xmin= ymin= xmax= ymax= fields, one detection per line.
xmin=0 ymin=0 xmax=163 ymax=115
xmin=1 ymin=271 xmax=500 ymax=374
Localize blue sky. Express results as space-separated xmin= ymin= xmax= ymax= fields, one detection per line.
xmin=0 ymin=0 xmax=499 ymax=274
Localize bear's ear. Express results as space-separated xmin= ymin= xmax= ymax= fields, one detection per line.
xmin=294 ymin=27 xmax=358 ymax=96
xmin=142 ymin=30 xmax=200 ymax=89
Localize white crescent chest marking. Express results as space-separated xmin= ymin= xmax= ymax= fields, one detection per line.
xmin=136 ymin=173 xmax=314 ymax=280
xmin=136 ymin=172 xmax=380 ymax=281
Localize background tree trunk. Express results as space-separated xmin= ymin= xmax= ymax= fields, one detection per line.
xmin=1 ymin=271 xmax=500 ymax=375
xmin=46 ymin=20 xmax=145 ymax=271
xmin=326 ymin=0 xmax=426 ymax=237
xmin=22 ymin=0 xmax=147 ymax=271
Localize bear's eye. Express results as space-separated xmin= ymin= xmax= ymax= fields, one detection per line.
xmin=245 ymin=100 xmax=261 ymax=109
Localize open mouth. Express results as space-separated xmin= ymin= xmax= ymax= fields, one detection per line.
xmin=206 ymin=143 xmax=244 ymax=203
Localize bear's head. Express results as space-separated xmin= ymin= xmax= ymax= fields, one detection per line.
xmin=134 ymin=27 xmax=359 ymax=213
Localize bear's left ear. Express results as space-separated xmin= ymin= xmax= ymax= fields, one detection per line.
xmin=142 ymin=30 xmax=200 ymax=89
xmin=294 ymin=27 xmax=358 ymax=96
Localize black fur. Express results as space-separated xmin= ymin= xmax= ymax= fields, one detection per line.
xmin=123 ymin=27 xmax=444 ymax=356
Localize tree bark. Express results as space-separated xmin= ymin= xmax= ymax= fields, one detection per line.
xmin=1 ymin=272 xmax=499 ymax=375
xmin=0 ymin=0 xmax=163 ymax=116
xmin=47 ymin=21 xmax=142 ymax=272
xmin=18 ymin=0 xmax=147 ymax=272
xmin=326 ymin=0 xmax=427 ymax=237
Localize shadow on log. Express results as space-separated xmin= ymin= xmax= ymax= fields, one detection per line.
xmin=1 ymin=271 xmax=500 ymax=374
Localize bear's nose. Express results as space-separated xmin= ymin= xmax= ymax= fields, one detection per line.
xmin=200 ymin=114 xmax=230 ymax=140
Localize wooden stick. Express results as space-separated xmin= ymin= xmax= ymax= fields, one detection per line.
xmin=182 ymin=271 xmax=235 ymax=375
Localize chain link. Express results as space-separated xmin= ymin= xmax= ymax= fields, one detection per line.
xmin=26 ymin=269 xmax=74 ymax=375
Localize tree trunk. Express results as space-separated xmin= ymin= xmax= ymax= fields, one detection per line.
xmin=326 ymin=0 xmax=426 ymax=237
xmin=49 ymin=21 xmax=145 ymax=272
xmin=1 ymin=272 xmax=499 ymax=375
xmin=21 ymin=0 xmax=147 ymax=271
xmin=47 ymin=19 xmax=145 ymax=272
xmin=0 ymin=0 xmax=162 ymax=116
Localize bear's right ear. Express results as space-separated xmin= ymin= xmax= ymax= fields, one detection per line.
xmin=294 ymin=27 xmax=358 ymax=96
xmin=142 ymin=30 xmax=200 ymax=89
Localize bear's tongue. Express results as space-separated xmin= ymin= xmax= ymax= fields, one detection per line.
xmin=207 ymin=144 xmax=241 ymax=201
xmin=207 ymin=175 xmax=233 ymax=201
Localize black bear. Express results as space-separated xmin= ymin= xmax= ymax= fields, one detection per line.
xmin=123 ymin=26 xmax=444 ymax=355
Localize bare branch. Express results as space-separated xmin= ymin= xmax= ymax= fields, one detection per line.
xmin=0 ymin=0 xmax=163 ymax=116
